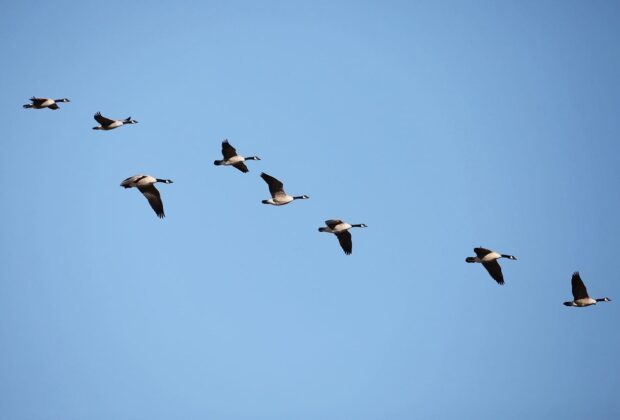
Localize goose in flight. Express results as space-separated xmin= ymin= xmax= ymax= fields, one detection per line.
xmin=260 ymin=172 xmax=309 ymax=205
xmin=318 ymin=220 xmax=367 ymax=255
xmin=23 ymin=97 xmax=70 ymax=110
xmin=120 ymin=175 xmax=173 ymax=218
xmin=213 ymin=139 xmax=260 ymax=173
xmin=465 ymin=247 xmax=517 ymax=285
xmin=93 ymin=112 xmax=138 ymax=130
xmin=563 ymin=272 xmax=611 ymax=307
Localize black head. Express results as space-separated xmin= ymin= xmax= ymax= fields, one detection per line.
xmin=124 ymin=117 xmax=138 ymax=124
xmin=156 ymin=178 xmax=173 ymax=184
xmin=56 ymin=98 xmax=70 ymax=103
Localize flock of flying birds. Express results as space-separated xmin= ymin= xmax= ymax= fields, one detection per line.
xmin=23 ymin=96 xmax=612 ymax=308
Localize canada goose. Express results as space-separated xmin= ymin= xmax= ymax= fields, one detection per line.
xmin=563 ymin=272 xmax=611 ymax=307
xmin=23 ymin=97 xmax=70 ymax=110
xmin=120 ymin=175 xmax=173 ymax=218
xmin=213 ymin=139 xmax=260 ymax=173
xmin=465 ymin=247 xmax=517 ymax=285
xmin=318 ymin=220 xmax=367 ymax=255
xmin=92 ymin=112 xmax=138 ymax=130
xmin=260 ymin=172 xmax=309 ymax=205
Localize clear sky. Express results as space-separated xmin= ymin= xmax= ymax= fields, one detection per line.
xmin=1 ymin=1 xmax=619 ymax=419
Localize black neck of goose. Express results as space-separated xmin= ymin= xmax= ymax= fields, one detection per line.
xmin=247 ymin=156 xmax=260 ymax=160
xmin=156 ymin=178 xmax=172 ymax=184
xmin=55 ymin=98 xmax=69 ymax=102
xmin=596 ymin=297 xmax=611 ymax=302
xmin=293 ymin=195 xmax=308 ymax=200
xmin=501 ymin=254 xmax=516 ymax=260
xmin=351 ymin=224 xmax=366 ymax=228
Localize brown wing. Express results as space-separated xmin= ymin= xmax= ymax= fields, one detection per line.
xmin=571 ymin=272 xmax=589 ymax=300
xmin=260 ymin=173 xmax=285 ymax=197
xmin=482 ymin=260 xmax=504 ymax=285
xmin=137 ymin=185 xmax=165 ymax=218
xmin=325 ymin=220 xmax=344 ymax=229
xmin=474 ymin=247 xmax=493 ymax=258
xmin=94 ymin=112 xmax=115 ymax=126
xmin=335 ymin=231 xmax=353 ymax=255
xmin=221 ymin=140 xmax=238 ymax=160
xmin=232 ymin=162 xmax=249 ymax=173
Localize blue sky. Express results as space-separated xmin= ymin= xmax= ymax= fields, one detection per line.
xmin=1 ymin=1 xmax=619 ymax=419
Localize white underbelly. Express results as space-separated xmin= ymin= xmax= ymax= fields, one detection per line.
xmin=105 ymin=121 xmax=123 ymax=129
xmin=224 ymin=156 xmax=244 ymax=165
xmin=273 ymin=195 xmax=293 ymax=205
xmin=331 ymin=223 xmax=352 ymax=232
xmin=481 ymin=252 xmax=501 ymax=262
xmin=575 ymin=298 xmax=596 ymax=307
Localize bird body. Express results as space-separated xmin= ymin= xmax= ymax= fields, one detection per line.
xmin=222 ymin=155 xmax=245 ymax=164
xmin=213 ymin=140 xmax=260 ymax=173
xmin=120 ymin=174 xmax=173 ymax=218
xmin=121 ymin=175 xmax=159 ymax=188
xmin=318 ymin=219 xmax=367 ymax=255
xmin=23 ymin=97 xmax=70 ymax=110
xmin=465 ymin=247 xmax=517 ymax=285
xmin=93 ymin=112 xmax=138 ymax=130
xmin=319 ymin=220 xmax=353 ymax=234
xmin=260 ymin=172 xmax=308 ymax=205
xmin=263 ymin=195 xmax=295 ymax=205
xmin=563 ymin=272 xmax=611 ymax=307
xmin=572 ymin=297 xmax=597 ymax=307
xmin=467 ymin=250 xmax=503 ymax=263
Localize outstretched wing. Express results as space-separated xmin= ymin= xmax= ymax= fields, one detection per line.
xmin=335 ymin=231 xmax=353 ymax=255
xmin=571 ymin=272 xmax=589 ymax=300
xmin=260 ymin=173 xmax=285 ymax=197
xmin=482 ymin=260 xmax=504 ymax=285
xmin=221 ymin=140 xmax=238 ymax=160
xmin=232 ymin=162 xmax=249 ymax=173
xmin=94 ymin=112 xmax=115 ymax=126
xmin=138 ymin=184 xmax=165 ymax=218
